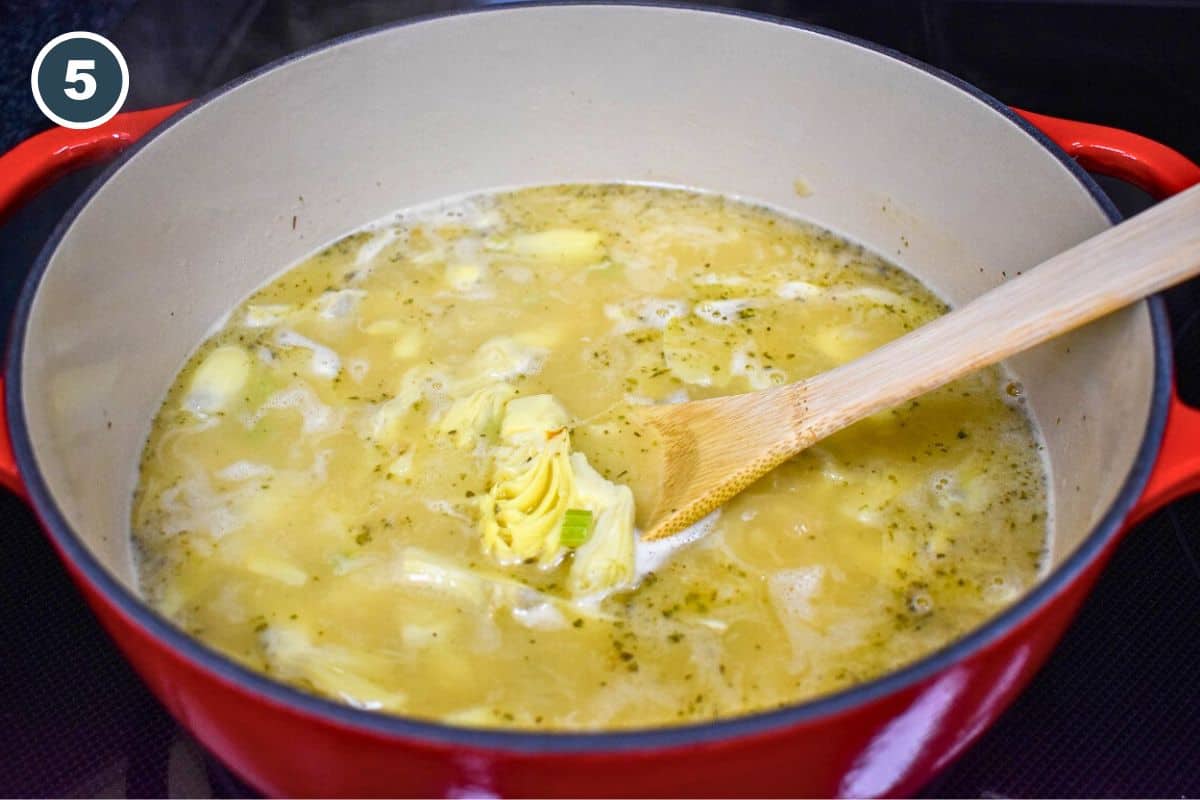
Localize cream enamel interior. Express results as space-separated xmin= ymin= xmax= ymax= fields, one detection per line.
xmin=21 ymin=6 xmax=1149 ymax=609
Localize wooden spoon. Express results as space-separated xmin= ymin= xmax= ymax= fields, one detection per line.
xmin=628 ymin=183 xmax=1200 ymax=541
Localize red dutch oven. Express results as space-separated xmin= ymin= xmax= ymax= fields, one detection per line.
xmin=1 ymin=6 xmax=1199 ymax=796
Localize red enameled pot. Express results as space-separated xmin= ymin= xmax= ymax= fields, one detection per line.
xmin=1 ymin=6 xmax=1198 ymax=796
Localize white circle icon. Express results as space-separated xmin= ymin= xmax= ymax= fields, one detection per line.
xmin=31 ymin=32 xmax=130 ymax=130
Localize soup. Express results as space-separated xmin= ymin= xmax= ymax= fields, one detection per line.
xmin=132 ymin=185 xmax=1048 ymax=729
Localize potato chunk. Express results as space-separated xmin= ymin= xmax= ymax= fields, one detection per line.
xmin=185 ymin=345 xmax=252 ymax=415
xmin=508 ymin=229 xmax=605 ymax=266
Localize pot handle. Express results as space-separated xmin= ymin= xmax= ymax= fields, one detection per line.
xmin=1015 ymin=108 xmax=1200 ymax=524
xmin=1129 ymin=387 xmax=1200 ymax=526
xmin=0 ymin=102 xmax=188 ymax=227
xmin=0 ymin=102 xmax=188 ymax=498
xmin=1014 ymin=109 xmax=1200 ymax=200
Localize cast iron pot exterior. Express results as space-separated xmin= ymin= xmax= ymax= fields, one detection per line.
xmin=2 ymin=6 xmax=1199 ymax=796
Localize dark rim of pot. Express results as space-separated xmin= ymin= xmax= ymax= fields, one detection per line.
xmin=6 ymin=1 xmax=1172 ymax=757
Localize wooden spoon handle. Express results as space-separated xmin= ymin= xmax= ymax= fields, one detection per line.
xmin=792 ymin=183 xmax=1200 ymax=437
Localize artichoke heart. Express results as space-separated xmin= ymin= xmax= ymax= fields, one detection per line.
xmin=370 ymin=365 xmax=447 ymax=442
xmin=480 ymin=433 xmax=574 ymax=566
xmin=479 ymin=395 xmax=573 ymax=565
xmin=261 ymin=624 xmax=407 ymax=712
xmin=478 ymin=394 xmax=636 ymax=595
xmin=433 ymin=335 xmax=543 ymax=448
xmin=566 ymin=453 xmax=635 ymax=596
xmin=438 ymin=383 xmax=517 ymax=448
xmin=461 ymin=336 xmax=545 ymax=388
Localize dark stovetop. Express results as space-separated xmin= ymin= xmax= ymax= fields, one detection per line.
xmin=1 ymin=2 xmax=1199 ymax=797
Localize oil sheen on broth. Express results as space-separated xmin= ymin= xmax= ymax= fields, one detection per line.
xmin=132 ymin=185 xmax=1048 ymax=729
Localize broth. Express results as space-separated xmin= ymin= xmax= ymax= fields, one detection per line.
xmin=132 ymin=185 xmax=1048 ymax=729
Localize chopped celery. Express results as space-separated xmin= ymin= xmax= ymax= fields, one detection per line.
xmin=560 ymin=509 xmax=594 ymax=547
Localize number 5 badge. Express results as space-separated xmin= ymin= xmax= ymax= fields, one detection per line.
xmin=31 ymin=32 xmax=130 ymax=130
